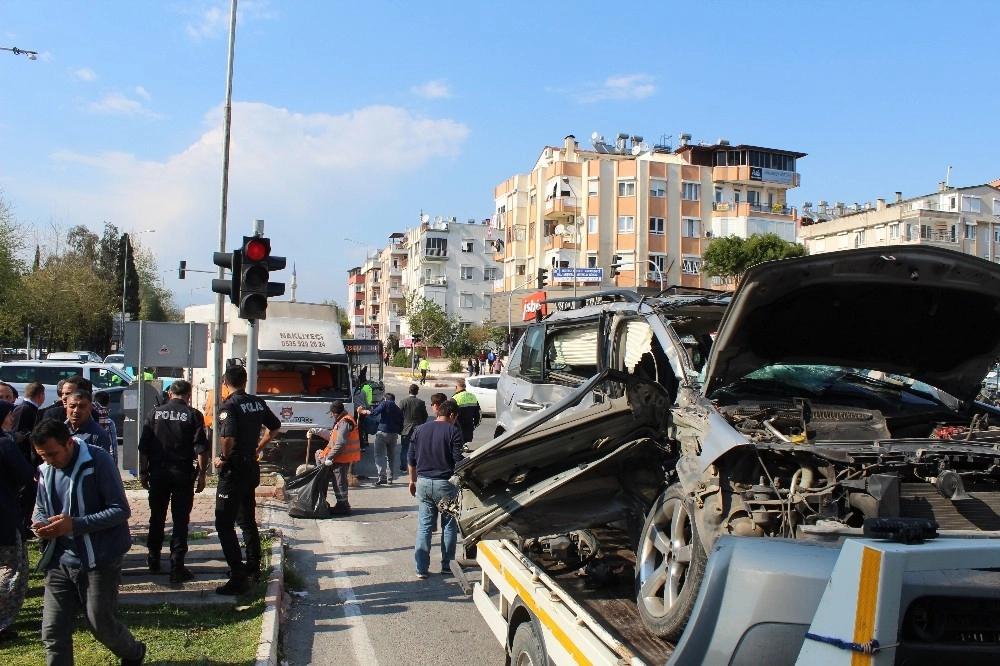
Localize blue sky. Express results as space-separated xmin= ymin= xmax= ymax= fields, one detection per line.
xmin=2 ymin=1 xmax=998 ymax=308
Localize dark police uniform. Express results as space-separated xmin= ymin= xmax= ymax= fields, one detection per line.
xmin=138 ymin=397 xmax=209 ymax=570
xmin=215 ymin=389 xmax=280 ymax=581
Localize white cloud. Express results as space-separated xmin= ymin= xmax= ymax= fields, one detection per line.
xmin=411 ymin=79 xmax=453 ymax=99
xmin=574 ymin=73 xmax=656 ymax=103
xmin=46 ymin=102 xmax=469 ymax=302
xmin=184 ymin=0 xmax=277 ymax=41
xmin=134 ymin=86 xmax=151 ymax=100
xmin=74 ymin=68 xmax=97 ymax=82
xmin=83 ymin=92 xmax=164 ymax=119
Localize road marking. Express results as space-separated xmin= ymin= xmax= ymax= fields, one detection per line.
xmin=317 ymin=519 xmax=379 ymax=666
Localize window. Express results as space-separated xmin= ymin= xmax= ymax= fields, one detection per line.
xmin=588 ymin=179 xmax=599 ymax=197
xmin=460 ymin=293 xmax=473 ymax=308
xmin=483 ymin=267 xmax=499 ymax=281
xmin=460 ymin=266 xmax=474 ymax=280
xmin=483 ymin=294 xmax=491 ymax=310
xmin=586 ymin=254 xmax=597 ymax=268
xmin=649 ymin=217 xmax=665 ymax=235
xmin=588 ymin=215 xmax=598 ymax=233
xmin=966 ymin=224 xmax=977 ymax=240
xmin=425 ymin=238 xmax=447 ymax=257
xmin=681 ymin=182 xmax=700 ymax=201
xmin=486 ymin=238 xmax=502 ymax=253
xmin=682 ymin=218 xmax=700 ymax=238
xmin=516 ymin=264 xmax=526 ymax=276
xmin=715 ymin=186 xmax=723 ymax=203
xmin=889 ymin=223 xmax=900 ymax=239
xmin=854 ymin=229 xmax=866 ymax=248
xmin=994 ymin=228 xmax=1000 ymax=243
xmin=618 ymin=180 xmax=635 ymax=197
xmin=650 ymin=254 xmax=667 ymax=271
xmin=650 ymin=179 xmax=666 ymax=198
xmin=462 ymin=238 xmax=474 ymax=252
xmin=390 ymin=303 xmax=398 ymax=315
xmin=994 ymin=199 xmax=1000 ymax=216
xmin=961 ymin=196 xmax=982 ymax=214
xmin=747 ymin=190 xmax=760 ymax=206
xmin=354 ymin=285 xmax=364 ymax=293
xmin=617 ymin=216 xmax=635 ymax=233
xmin=950 ymin=197 xmax=956 ymax=210
xmin=681 ymin=255 xmax=702 ymax=275
xmin=530 ymin=193 xmax=537 ymax=205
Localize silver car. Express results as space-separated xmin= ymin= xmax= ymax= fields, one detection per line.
xmin=456 ymin=246 xmax=1000 ymax=649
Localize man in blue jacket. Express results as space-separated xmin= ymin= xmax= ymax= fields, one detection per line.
xmin=358 ymin=392 xmax=404 ymax=486
xmin=31 ymin=419 xmax=145 ymax=665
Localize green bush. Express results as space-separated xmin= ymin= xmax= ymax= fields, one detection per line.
xmin=447 ymin=356 xmax=464 ymax=373
xmin=392 ymin=349 xmax=411 ymax=367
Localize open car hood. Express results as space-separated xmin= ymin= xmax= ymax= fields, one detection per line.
xmin=702 ymin=247 xmax=1000 ymax=403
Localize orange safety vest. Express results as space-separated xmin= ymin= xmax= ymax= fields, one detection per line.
xmin=319 ymin=413 xmax=361 ymax=464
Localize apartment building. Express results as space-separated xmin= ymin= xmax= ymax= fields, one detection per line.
xmin=797 ymin=181 xmax=1000 ymax=259
xmin=489 ymin=134 xmax=805 ymax=316
xmin=346 ymin=265 xmax=369 ymax=339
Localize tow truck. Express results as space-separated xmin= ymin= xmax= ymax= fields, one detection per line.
xmin=466 ymin=520 xmax=1000 ymax=665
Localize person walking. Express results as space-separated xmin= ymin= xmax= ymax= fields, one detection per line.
xmin=65 ymin=389 xmax=116 ymax=464
xmin=418 ymin=356 xmax=430 ymax=385
xmin=11 ymin=382 xmax=44 ymax=436
xmin=93 ymin=391 xmax=118 ymax=449
xmin=213 ymin=366 xmax=281 ymax=595
xmin=452 ymin=378 xmax=481 ymax=444
xmin=358 ymin=392 xmax=404 ymax=485
xmin=466 ymin=357 xmax=474 ymax=377
xmin=308 ymin=400 xmax=361 ymax=516
xmin=398 ymin=384 xmax=428 ymax=476
xmin=30 ymin=419 xmax=146 ymax=665
xmin=0 ymin=401 xmax=33 ymax=642
xmin=407 ymin=399 xmax=465 ymax=579
xmin=138 ymin=380 xmax=210 ymax=584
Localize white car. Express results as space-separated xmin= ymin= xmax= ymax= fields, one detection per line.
xmin=465 ymin=374 xmax=499 ymax=417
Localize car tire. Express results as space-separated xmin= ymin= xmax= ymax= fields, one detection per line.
xmin=635 ymin=483 xmax=706 ymax=641
xmin=510 ymin=621 xmax=545 ymax=666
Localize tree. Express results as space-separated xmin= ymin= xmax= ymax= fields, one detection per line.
xmin=116 ymin=233 xmax=142 ymax=320
xmin=133 ymin=246 xmax=181 ymax=322
xmin=702 ymin=233 xmax=806 ymax=288
xmin=0 ymin=189 xmax=27 ymax=341
xmin=403 ymin=293 xmax=456 ymax=358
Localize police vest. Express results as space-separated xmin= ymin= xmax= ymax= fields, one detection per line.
xmin=319 ymin=413 xmax=361 ymax=464
xmin=454 ymin=390 xmax=479 ymax=407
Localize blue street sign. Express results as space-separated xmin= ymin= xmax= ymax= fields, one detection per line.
xmin=551 ymin=267 xmax=604 ymax=282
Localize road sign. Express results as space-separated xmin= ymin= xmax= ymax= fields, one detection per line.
xmin=551 ymin=267 xmax=604 ymax=282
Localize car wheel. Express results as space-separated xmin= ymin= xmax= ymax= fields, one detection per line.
xmin=635 ymin=483 xmax=706 ymax=641
xmin=510 ymin=621 xmax=545 ymax=666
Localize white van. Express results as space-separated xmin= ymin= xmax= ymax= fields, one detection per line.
xmin=0 ymin=360 xmax=132 ymax=406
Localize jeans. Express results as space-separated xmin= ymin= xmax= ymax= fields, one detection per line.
xmin=398 ymin=434 xmax=412 ymax=473
xmin=414 ymin=477 xmax=457 ymax=575
xmin=372 ymin=431 xmax=399 ymax=483
xmin=215 ymin=457 xmax=261 ymax=576
xmin=147 ymin=462 xmax=196 ymax=561
xmin=42 ymin=557 xmax=143 ymax=665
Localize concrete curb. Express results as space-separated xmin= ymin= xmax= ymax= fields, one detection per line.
xmin=255 ymin=527 xmax=284 ymax=666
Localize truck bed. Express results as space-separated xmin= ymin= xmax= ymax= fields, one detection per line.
xmin=525 ymin=530 xmax=674 ymax=665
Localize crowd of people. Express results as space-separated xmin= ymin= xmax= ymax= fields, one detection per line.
xmin=0 ymin=365 xmax=279 ymax=664
xmin=466 ymin=349 xmax=503 ymax=376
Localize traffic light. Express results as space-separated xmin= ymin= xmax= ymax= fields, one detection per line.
xmin=178 ymin=260 xmax=187 ymax=280
xmin=610 ymin=254 xmax=623 ymax=278
xmin=238 ymin=236 xmax=286 ymax=320
xmin=536 ymin=267 xmax=549 ymax=289
xmin=211 ymin=250 xmax=242 ymax=304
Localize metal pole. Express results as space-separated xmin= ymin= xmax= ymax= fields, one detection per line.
xmin=122 ymin=240 xmax=128 ymax=352
xmin=247 ymin=320 xmax=259 ymax=394
xmin=212 ymin=0 xmax=238 ymax=460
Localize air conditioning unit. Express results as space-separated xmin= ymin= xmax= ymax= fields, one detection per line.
xmin=705 ymin=231 xmax=713 ymax=238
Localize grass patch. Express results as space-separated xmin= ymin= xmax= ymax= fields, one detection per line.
xmin=5 ymin=540 xmax=267 ymax=665
xmin=283 ymin=557 xmax=306 ymax=593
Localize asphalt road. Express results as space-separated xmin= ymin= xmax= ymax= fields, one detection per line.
xmin=277 ymin=372 xmax=506 ymax=664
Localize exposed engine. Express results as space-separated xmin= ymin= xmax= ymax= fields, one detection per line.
xmin=698 ymin=399 xmax=1000 ymax=540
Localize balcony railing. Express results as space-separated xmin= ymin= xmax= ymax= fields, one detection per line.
xmin=422 ymin=248 xmax=448 ymax=260
xmin=544 ymin=195 xmax=580 ymax=216
xmin=712 ymin=201 xmax=794 ymax=216
xmin=419 ymin=276 xmax=448 ymax=287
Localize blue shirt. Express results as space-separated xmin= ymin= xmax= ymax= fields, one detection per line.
xmin=371 ymin=400 xmax=404 ymax=435
xmin=408 ymin=420 xmax=465 ymax=480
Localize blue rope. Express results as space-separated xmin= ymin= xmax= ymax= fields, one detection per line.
xmin=804 ymin=632 xmax=882 ymax=654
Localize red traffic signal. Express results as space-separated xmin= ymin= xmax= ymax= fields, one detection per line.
xmin=245 ymin=238 xmax=268 ymax=262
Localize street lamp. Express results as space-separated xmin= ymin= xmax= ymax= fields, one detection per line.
xmin=121 ymin=229 xmax=156 ymax=352
xmin=1 ymin=46 xmax=37 ymax=60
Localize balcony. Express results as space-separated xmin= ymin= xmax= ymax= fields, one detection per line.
xmin=543 ymin=235 xmax=580 ymax=250
xmin=387 ymin=288 xmax=404 ymax=299
xmin=422 ymin=247 xmax=448 ymax=261
xmin=712 ymin=201 xmax=795 ymax=217
xmin=419 ymin=276 xmax=448 ymax=287
xmin=544 ymin=195 xmax=580 ymax=219
xmin=713 ymin=165 xmax=800 ymax=188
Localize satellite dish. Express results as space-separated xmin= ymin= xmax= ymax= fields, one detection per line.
xmin=591 ymin=131 xmax=600 ymax=142
xmin=420 ymin=213 xmax=430 ymax=223
xmin=640 ymin=142 xmax=649 ymax=152
xmin=554 ymin=224 xmax=566 ymax=235
xmin=631 ymin=144 xmax=642 ymax=156
xmin=434 ymin=216 xmax=442 ymax=224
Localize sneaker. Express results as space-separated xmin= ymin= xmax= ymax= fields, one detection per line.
xmin=415 ymin=572 xmax=428 ymax=579
xmin=122 ymin=641 xmax=146 ymax=665
xmin=169 ymin=566 xmax=194 ymax=584
xmin=330 ymin=503 xmax=353 ymax=516
xmin=374 ymin=479 xmax=386 ymax=486
xmin=146 ymin=554 xmax=160 ymax=573
xmin=215 ymin=576 xmax=250 ymax=596
xmin=441 ymin=561 xmax=452 ymax=574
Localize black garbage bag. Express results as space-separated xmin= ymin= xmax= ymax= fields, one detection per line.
xmin=285 ymin=464 xmax=333 ymax=518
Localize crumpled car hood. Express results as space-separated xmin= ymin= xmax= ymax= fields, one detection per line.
xmin=703 ymin=247 xmax=1000 ymax=403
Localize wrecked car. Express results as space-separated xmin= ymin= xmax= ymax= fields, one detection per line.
xmin=455 ymin=246 xmax=1000 ymax=642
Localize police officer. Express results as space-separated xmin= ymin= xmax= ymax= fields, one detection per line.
xmin=452 ymin=377 xmax=481 ymax=444
xmin=213 ymin=366 xmax=281 ymax=595
xmin=138 ymin=379 xmax=209 ymax=584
